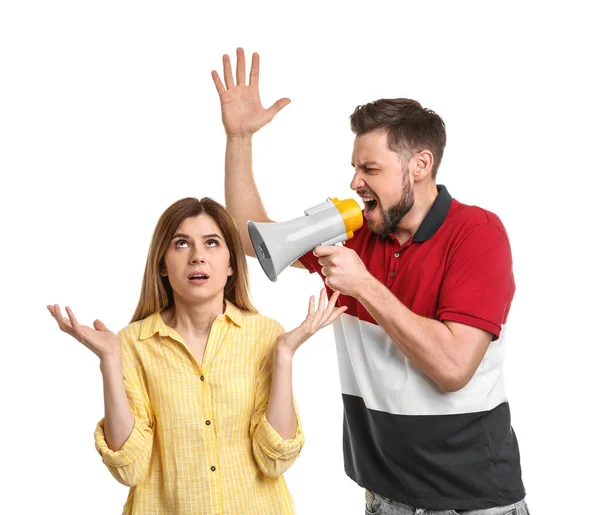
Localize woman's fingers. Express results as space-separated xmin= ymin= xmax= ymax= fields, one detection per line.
xmin=323 ymin=305 xmax=348 ymax=326
xmin=65 ymin=306 xmax=83 ymax=339
xmin=324 ymin=291 xmax=341 ymax=317
xmin=93 ymin=319 xmax=109 ymax=332
xmin=308 ymin=295 xmax=315 ymax=313
xmin=312 ymin=288 xmax=327 ymax=325
xmin=48 ymin=304 xmax=74 ymax=334
xmin=306 ymin=289 xmax=345 ymax=331
xmin=317 ymin=288 xmax=326 ymax=312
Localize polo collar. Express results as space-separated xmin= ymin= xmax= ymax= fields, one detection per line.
xmin=412 ymin=184 xmax=453 ymax=242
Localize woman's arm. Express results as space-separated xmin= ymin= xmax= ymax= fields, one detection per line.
xmin=250 ymin=290 xmax=346 ymax=478
xmin=99 ymin=352 xmax=135 ymax=450
xmin=266 ymin=289 xmax=346 ymax=438
xmin=49 ymin=304 xmax=154 ymax=486
xmin=48 ymin=304 xmax=134 ymax=449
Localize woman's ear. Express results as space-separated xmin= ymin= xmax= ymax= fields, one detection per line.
xmin=159 ymin=259 xmax=168 ymax=277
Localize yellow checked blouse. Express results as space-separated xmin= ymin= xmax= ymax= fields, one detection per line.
xmin=94 ymin=301 xmax=304 ymax=515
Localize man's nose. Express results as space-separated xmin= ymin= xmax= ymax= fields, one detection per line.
xmin=350 ymin=172 xmax=365 ymax=191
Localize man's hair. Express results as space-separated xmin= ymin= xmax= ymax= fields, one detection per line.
xmin=350 ymin=98 xmax=446 ymax=178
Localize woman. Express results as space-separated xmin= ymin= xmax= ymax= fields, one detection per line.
xmin=48 ymin=197 xmax=345 ymax=514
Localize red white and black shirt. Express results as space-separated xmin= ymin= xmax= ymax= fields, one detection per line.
xmin=299 ymin=185 xmax=525 ymax=510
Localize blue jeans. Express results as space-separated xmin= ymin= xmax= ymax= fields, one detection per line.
xmin=365 ymin=490 xmax=530 ymax=515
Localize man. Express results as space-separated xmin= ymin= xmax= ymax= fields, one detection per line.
xmin=212 ymin=48 xmax=529 ymax=515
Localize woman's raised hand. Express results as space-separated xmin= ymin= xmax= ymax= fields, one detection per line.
xmin=277 ymin=289 xmax=347 ymax=356
xmin=47 ymin=304 xmax=121 ymax=360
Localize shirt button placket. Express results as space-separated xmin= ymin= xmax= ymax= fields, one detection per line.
xmin=389 ymin=249 xmax=401 ymax=284
xmin=206 ymin=322 xmax=223 ymax=514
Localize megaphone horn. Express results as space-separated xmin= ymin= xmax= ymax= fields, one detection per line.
xmin=248 ymin=197 xmax=363 ymax=282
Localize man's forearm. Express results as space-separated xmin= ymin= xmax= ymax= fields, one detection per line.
xmin=225 ymin=135 xmax=272 ymax=256
xmin=357 ymin=276 xmax=465 ymax=391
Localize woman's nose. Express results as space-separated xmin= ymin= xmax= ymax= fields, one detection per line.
xmin=190 ymin=252 xmax=206 ymax=264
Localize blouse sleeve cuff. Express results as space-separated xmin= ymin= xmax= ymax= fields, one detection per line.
xmin=94 ymin=416 xmax=151 ymax=468
xmin=253 ymin=413 xmax=305 ymax=460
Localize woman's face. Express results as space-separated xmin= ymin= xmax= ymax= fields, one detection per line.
xmin=161 ymin=214 xmax=233 ymax=305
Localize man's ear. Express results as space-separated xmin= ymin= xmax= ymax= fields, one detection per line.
xmin=413 ymin=149 xmax=434 ymax=182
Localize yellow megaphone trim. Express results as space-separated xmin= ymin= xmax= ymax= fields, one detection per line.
xmin=330 ymin=197 xmax=364 ymax=240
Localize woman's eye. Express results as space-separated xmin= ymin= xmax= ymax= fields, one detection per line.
xmin=175 ymin=239 xmax=189 ymax=248
xmin=206 ymin=239 xmax=218 ymax=247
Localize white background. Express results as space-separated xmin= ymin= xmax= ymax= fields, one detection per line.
xmin=1 ymin=1 xmax=598 ymax=514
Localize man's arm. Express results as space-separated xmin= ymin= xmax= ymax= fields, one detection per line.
xmin=224 ymin=135 xmax=272 ymax=257
xmin=313 ymin=223 xmax=514 ymax=392
xmin=212 ymin=48 xmax=305 ymax=268
xmin=358 ymin=278 xmax=492 ymax=392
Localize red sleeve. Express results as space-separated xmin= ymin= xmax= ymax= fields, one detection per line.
xmin=436 ymin=224 xmax=515 ymax=341
xmin=298 ymin=250 xmax=321 ymax=275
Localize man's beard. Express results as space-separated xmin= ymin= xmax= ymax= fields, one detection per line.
xmin=370 ymin=172 xmax=414 ymax=236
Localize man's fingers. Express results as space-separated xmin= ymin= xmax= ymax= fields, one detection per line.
xmin=267 ymin=97 xmax=291 ymax=119
xmin=313 ymin=245 xmax=338 ymax=257
xmin=222 ymin=54 xmax=235 ymax=89
xmin=211 ymin=70 xmax=226 ymax=97
xmin=235 ymin=47 xmax=246 ymax=86
xmin=318 ymin=254 xmax=337 ymax=267
xmin=249 ymin=52 xmax=259 ymax=87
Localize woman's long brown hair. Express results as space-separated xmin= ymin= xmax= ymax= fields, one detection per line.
xmin=130 ymin=197 xmax=256 ymax=323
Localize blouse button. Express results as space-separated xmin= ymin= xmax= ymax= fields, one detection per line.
xmin=210 ymin=466 xmax=216 ymax=472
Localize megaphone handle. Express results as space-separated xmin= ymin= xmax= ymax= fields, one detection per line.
xmin=320 ymin=233 xmax=347 ymax=246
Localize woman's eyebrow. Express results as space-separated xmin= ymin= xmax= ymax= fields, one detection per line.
xmin=171 ymin=233 xmax=223 ymax=240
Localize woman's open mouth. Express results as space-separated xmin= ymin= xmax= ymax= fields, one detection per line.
xmin=188 ymin=273 xmax=209 ymax=285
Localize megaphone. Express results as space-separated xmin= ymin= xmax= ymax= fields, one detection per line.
xmin=248 ymin=197 xmax=363 ymax=282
